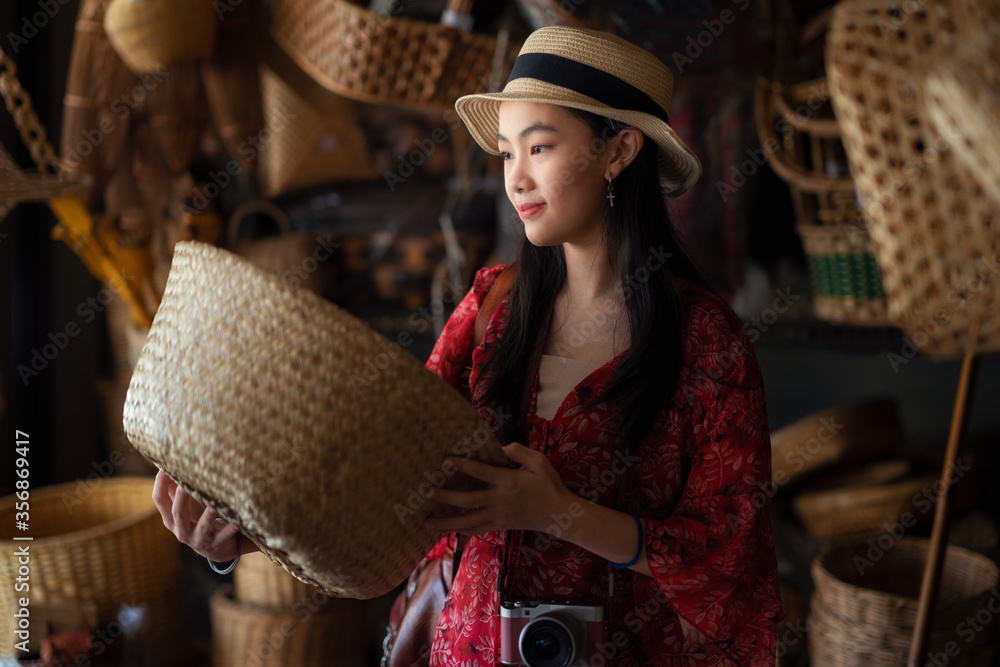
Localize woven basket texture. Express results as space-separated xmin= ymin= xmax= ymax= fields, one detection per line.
xmin=123 ymin=241 xmax=507 ymax=599
xmin=210 ymin=585 xmax=367 ymax=667
xmin=60 ymin=0 xmax=137 ymax=209
xmin=104 ymin=0 xmax=217 ymax=74
xmin=808 ymin=538 xmax=999 ymax=666
xmin=258 ymin=41 xmax=378 ymax=197
xmin=796 ymin=222 xmax=889 ymax=325
xmin=793 ymin=472 xmax=937 ymax=542
xmin=827 ymin=0 xmax=1000 ymax=357
xmin=268 ymin=0 xmax=518 ymax=112
xmin=924 ymin=0 xmax=1000 ymax=210
xmin=0 ymin=478 xmax=184 ymax=665
xmin=769 ymin=398 xmax=903 ymax=486
xmin=234 ymin=551 xmax=321 ymax=608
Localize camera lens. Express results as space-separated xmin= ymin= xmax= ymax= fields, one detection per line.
xmin=520 ymin=619 xmax=575 ymax=667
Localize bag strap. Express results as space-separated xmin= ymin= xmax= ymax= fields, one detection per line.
xmin=473 ymin=262 xmax=518 ymax=350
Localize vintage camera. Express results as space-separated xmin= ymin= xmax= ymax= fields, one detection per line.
xmin=499 ymin=601 xmax=605 ymax=666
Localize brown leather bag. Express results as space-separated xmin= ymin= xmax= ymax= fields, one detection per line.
xmin=381 ymin=263 xmax=518 ymax=667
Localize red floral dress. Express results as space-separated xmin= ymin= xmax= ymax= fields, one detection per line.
xmin=423 ymin=264 xmax=784 ymax=666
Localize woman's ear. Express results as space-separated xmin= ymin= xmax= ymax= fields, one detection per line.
xmin=606 ymin=127 xmax=644 ymax=179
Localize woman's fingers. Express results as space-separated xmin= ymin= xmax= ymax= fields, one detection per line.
xmin=152 ymin=470 xmax=175 ymax=532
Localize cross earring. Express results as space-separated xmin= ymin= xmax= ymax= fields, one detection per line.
xmin=606 ymin=178 xmax=615 ymax=207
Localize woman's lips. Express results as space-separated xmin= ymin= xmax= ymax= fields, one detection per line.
xmin=517 ymin=203 xmax=545 ymax=219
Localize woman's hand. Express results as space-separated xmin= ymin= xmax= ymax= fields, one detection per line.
xmin=423 ymin=442 xmax=574 ymax=536
xmin=152 ymin=469 xmax=241 ymax=562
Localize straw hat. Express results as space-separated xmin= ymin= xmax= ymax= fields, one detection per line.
xmin=455 ymin=26 xmax=702 ymax=196
xmin=123 ymin=242 xmax=508 ymax=599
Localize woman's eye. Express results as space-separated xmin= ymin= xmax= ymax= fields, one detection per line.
xmin=500 ymin=151 xmax=512 ymax=160
xmin=531 ymin=145 xmax=549 ymax=154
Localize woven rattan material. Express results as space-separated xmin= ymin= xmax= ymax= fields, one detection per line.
xmin=0 ymin=478 xmax=184 ymax=666
xmin=925 ymin=1 xmax=1000 ymax=210
xmin=792 ymin=473 xmax=937 ymax=543
xmin=210 ymin=585 xmax=367 ymax=667
xmin=123 ymin=241 xmax=507 ymax=599
xmin=104 ymin=0 xmax=217 ymax=74
xmin=808 ymin=538 xmax=999 ymax=666
xmin=827 ymin=0 xmax=1000 ymax=358
xmin=455 ymin=26 xmax=701 ymax=196
xmin=234 ymin=551 xmax=321 ymax=608
xmin=797 ymin=223 xmax=890 ymax=325
xmin=269 ymin=0 xmax=518 ymax=113
xmin=769 ymin=398 xmax=903 ymax=485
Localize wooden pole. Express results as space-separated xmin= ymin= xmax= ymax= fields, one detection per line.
xmin=906 ymin=341 xmax=981 ymax=666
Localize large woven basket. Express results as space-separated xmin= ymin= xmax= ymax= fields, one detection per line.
xmin=269 ymin=0 xmax=519 ymax=112
xmin=809 ymin=538 xmax=999 ymax=666
xmin=210 ymin=585 xmax=367 ymax=667
xmin=827 ymin=0 xmax=1000 ymax=358
xmin=123 ymin=241 xmax=508 ymax=599
xmin=0 ymin=478 xmax=184 ymax=666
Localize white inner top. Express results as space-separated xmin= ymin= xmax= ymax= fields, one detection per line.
xmin=535 ymin=354 xmax=605 ymax=421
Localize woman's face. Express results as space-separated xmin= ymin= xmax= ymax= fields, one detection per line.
xmin=497 ymin=101 xmax=611 ymax=248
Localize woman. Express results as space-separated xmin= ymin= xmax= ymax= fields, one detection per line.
xmin=155 ymin=25 xmax=783 ymax=666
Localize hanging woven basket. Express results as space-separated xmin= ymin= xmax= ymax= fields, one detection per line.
xmin=827 ymin=0 xmax=1000 ymax=357
xmin=268 ymin=0 xmax=518 ymax=112
xmin=104 ymin=0 xmax=218 ymax=74
xmin=123 ymin=242 xmax=508 ymax=599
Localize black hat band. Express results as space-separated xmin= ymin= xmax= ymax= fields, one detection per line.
xmin=506 ymin=52 xmax=669 ymax=123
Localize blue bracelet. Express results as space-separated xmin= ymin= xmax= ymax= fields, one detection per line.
xmin=608 ymin=512 xmax=643 ymax=569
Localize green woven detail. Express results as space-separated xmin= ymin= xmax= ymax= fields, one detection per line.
xmin=805 ymin=252 xmax=886 ymax=300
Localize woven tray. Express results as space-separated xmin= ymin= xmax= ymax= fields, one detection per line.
xmin=827 ymin=0 xmax=1000 ymax=358
xmin=769 ymin=398 xmax=902 ymax=486
xmin=0 ymin=478 xmax=184 ymax=665
xmin=123 ymin=241 xmax=508 ymax=599
xmin=792 ymin=472 xmax=937 ymax=542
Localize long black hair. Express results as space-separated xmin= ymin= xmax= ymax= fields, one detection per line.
xmin=474 ymin=108 xmax=714 ymax=456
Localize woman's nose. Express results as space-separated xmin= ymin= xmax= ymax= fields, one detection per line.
xmin=506 ymin=156 xmax=532 ymax=193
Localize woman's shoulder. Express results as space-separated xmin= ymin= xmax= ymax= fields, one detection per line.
xmin=675 ymin=277 xmax=761 ymax=389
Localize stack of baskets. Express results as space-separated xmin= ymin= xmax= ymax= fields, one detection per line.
xmin=809 ymin=538 xmax=999 ymax=666
xmin=0 ymin=478 xmax=184 ymax=667
xmin=210 ymin=552 xmax=368 ymax=666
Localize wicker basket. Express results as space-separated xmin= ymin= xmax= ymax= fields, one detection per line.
xmin=769 ymin=398 xmax=903 ymax=487
xmin=201 ymin=0 xmax=264 ymax=170
xmin=924 ymin=0 xmax=1000 ymax=210
xmin=809 ymin=538 xmax=999 ymax=666
xmin=795 ymin=222 xmax=889 ymax=325
xmin=234 ymin=552 xmax=321 ymax=608
xmin=0 ymin=478 xmax=184 ymax=666
xmin=258 ymin=40 xmax=378 ymax=197
xmin=123 ymin=242 xmax=508 ymax=599
xmin=60 ymin=0 xmax=137 ymax=210
xmin=827 ymin=0 xmax=1000 ymax=358
xmin=104 ymin=0 xmax=217 ymax=74
xmin=755 ymin=77 xmax=891 ymax=325
xmin=792 ymin=472 xmax=937 ymax=543
xmin=210 ymin=585 xmax=367 ymax=667
xmin=269 ymin=0 xmax=519 ymax=112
